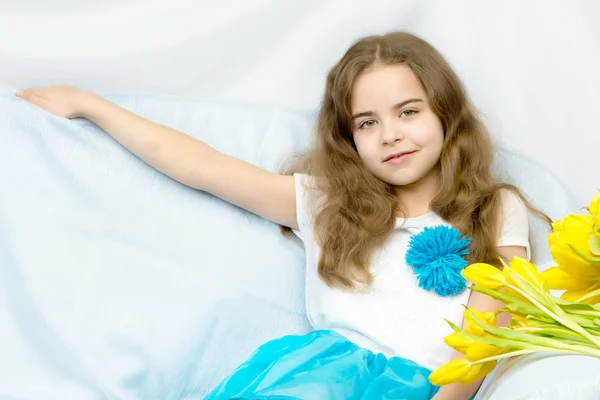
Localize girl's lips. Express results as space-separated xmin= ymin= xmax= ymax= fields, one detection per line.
xmin=384 ymin=150 xmax=416 ymax=165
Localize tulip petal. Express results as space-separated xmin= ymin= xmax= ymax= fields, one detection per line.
xmin=466 ymin=342 xmax=504 ymax=362
xmin=429 ymin=358 xmax=472 ymax=386
xmin=569 ymin=284 xmax=600 ymax=305
xmin=508 ymin=257 xmax=545 ymax=292
xmin=459 ymin=361 xmax=498 ymax=384
xmin=461 ymin=263 xmax=505 ymax=289
xmin=550 ymin=214 xmax=597 ymax=272
xmin=561 ymin=284 xmax=600 ymax=304
xmin=464 ymin=309 xmax=488 ymax=336
xmin=444 ymin=332 xmax=474 ymax=354
xmin=481 ymin=311 xmax=497 ymax=326
xmin=541 ymin=267 xmax=596 ymax=290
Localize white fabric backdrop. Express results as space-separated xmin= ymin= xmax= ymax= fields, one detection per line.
xmin=0 ymin=0 xmax=598 ymax=204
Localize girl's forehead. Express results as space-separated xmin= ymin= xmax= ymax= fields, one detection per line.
xmin=351 ymin=64 xmax=426 ymax=111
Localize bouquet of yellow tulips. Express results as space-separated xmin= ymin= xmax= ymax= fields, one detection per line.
xmin=429 ymin=191 xmax=600 ymax=386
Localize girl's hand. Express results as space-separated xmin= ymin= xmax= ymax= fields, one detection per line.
xmin=15 ymin=85 xmax=94 ymax=119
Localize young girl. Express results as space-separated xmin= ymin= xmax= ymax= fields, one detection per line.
xmin=16 ymin=31 xmax=547 ymax=400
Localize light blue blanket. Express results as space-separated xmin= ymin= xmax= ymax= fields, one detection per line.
xmin=0 ymin=93 xmax=589 ymax=399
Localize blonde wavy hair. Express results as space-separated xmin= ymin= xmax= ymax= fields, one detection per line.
xmin=283 ymin=31 xmax=550 ymax=290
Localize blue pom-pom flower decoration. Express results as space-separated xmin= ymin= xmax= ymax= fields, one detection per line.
xmin=405 ymin=225 xmax=472 ymax=297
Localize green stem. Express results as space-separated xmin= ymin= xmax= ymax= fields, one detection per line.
xmin=560 ymin=339 xmax=600 ymax=348
xmin=519 ymin=316 xmax=592 ymax=332
xmin=514 ymin=327 xmax=593 ymax=346
xmin=565 ymin=308 xmax=600 ymax=315
xmin=470 ymin=346 xmax=600 ymax=366
xmin=466 ymin=309 xmax=600 ymax=356
xmin=446 ymin=317 xmax=600 ymax=358
xmin=470 ymin=349 xmax=536 ymax=365
xmin=553 ymin=297 xmax=600 ymax=318
xmin=505 ymin=282 xmax=600 ymax=348
xmin=470 ymin=286 xmax=550 ymax=319
xmin=562 ymin=309 xmax=600 ymax=324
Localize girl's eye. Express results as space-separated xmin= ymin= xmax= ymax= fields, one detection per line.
xmin=400 ymin=109 xmax=418 ymax=117
xmin=359 ymin=119 xmax=377 ymax=129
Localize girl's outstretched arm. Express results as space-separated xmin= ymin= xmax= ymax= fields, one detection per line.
xmin=16 ymin=86 xmax=298 ymax=229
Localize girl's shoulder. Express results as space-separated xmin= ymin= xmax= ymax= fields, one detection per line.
xmin=496 ymin=188 xmax=531 ymax=258
xmin=292 ymin=173 xmax=326 ymax=237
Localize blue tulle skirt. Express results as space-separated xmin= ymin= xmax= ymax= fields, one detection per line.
xmin=205 ymin=330 xmax=439 ymax=400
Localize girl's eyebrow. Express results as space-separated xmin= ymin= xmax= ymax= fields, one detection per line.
xmin=352 ymin=98 xmax=423 ymax=120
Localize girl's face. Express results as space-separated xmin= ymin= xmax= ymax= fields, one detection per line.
xmin=351 ymin=64 xmax=444 ymax=189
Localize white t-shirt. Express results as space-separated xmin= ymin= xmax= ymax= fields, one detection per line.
xmin=292 ymin=173 xmax=530 ymax=372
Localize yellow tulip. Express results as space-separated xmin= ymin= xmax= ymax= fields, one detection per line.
xmin=549 ymin=214 xmax=597 ymax=276
xmin=444 ymin=332 xmax=474 ymax=355
xmin=466 ymin=342 xmax=504 ymax=361
xmin=589 ymin=191 xmax=600 ymax=217
xmin=561 ymin=283 xmax=600 ymax=305
xmin=483 ymin=311 xmax=496 ymax=324
xmin=552 ymin=214 xmax=596 ymax=247
xmin=464 ymin=309 xmax=496 ymax=336
xmin=501 ymin=257 xmax=548 ymax=302
xmin=461 ymin=263 xmax=506 ymax=289
xmin=501 ymin=266 xmax=530 ymax=302
xmin=550 ymin=244 xmax=599 ymax=277
xmin=429 ymin=358 xmax=472 ymax=386
xmin=459 ymin=361 xmax=498 ymax=385
xmin=591 ymin=221 xmax=600 ymax=256
xmin=541 ymin=267 xmax=597 ymax=291
xmin=507 ymin=257 xmax=544 ymax=289
xmin=579 ymin=293 xmax=600 ymax=305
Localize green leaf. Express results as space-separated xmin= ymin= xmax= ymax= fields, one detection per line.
xmin=470 ymin=286 xmax=547 ymax=318
xmin=523 ymin=326 xmax=587 ymax=340
xmin=501 ymin=272 xmax=600 ymax=346
xmin=514 ymin=326 xmax=596 ymax=347
xmin=557 ymin=302 xmax=600 ymax=321
xmin=509 ymin=319 xmax=526 ymax=329
xmin=465 ymin=309 xmax=600 ymax=356
xmin=443 ymin=318 xmax=528 ymax=350
xmin=590 ymin=232 xmax=600 ymax=256
xmin=505 ymin=269 xmax=558 ymax=311
xmin=524 ymin=316 xmax=559 ymax=326
xmin=556 ymin=301 xmax=600 ymax=312
xmin=561 ymin=306 xmax=600 ymax=317
xmin=569 ymin=244 xmax=600 ymax=266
